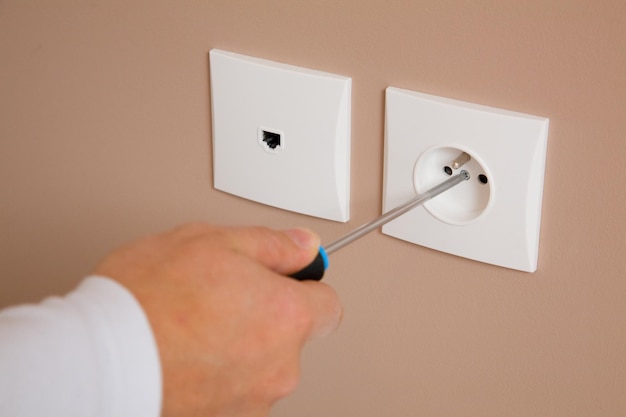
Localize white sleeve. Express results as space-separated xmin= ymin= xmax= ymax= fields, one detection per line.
xmin=0 ymin=276 xmax=162 ymax=417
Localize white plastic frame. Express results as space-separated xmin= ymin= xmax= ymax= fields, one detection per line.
xmin=382 ymin=87 xmax=549 ymax=272
xmin=210 ymin=49 xmax=351 ymax=222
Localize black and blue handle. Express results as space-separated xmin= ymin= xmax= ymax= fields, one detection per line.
xmin=289 ymin=246 xmax=329 ymax=281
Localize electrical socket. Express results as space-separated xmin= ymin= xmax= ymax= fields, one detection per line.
xmin=382 ymin=87 xmax=549 ymax=272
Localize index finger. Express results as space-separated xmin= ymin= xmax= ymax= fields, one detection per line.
xmin=300 ymin=280 xmax=343 ymax=339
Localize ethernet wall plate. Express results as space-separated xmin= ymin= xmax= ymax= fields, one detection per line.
xmin=382 ymin=87 xmax=549 ymax=272
xmin=210 ymin=49 xmax=351 ymax=222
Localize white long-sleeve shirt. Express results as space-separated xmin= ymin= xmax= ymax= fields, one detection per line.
xmin=0 ymin=276 xmax=162 ymax=417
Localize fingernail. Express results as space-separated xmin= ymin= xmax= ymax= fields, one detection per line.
xmin=313 ymin=305 xmax=343 ymax=339
xmin=285 ymin=228 xmax=317 ymax=249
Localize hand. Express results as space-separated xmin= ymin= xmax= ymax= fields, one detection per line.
xmin=95 ymin=223 xmax=342 ymax=417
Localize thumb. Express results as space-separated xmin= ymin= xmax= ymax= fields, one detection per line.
xmin=225 ymin=226 xmax=321 ymax=275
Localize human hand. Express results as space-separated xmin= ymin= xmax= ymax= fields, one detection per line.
xmin=95 ymin=223 xmax=342 ymax=417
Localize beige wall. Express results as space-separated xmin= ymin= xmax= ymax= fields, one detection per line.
xmin=1 ymin=1 xmax=625 ymax=416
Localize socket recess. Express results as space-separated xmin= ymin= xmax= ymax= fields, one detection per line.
xmin=414 ymin=145 xmax=492 ymax=225
xmin=210 ymin=49 xmax=351 ymax=222
xmin=382 ymin=87 xmax=549 ymax=272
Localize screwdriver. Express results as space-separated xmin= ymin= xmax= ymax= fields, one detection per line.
xmin=289 ymin=170 xmax=470 ymax=280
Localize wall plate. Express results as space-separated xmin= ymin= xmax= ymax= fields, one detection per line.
xmin=210 ymin=49 xmax=351 ymax=222
xmin=382 ymin=87 xmax=549 ymax=272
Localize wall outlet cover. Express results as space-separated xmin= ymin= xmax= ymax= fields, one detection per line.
xmin=382 ymin=87 xmax=549 ymax=272
xmin=210 ymin=49 xmax=351 ymax=222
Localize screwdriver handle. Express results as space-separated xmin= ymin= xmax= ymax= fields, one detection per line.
xmin=289 ymin=247 xmax=328 ymax=281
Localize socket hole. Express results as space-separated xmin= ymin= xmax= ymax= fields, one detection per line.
xmin=478 ymin=174 xmax=488 ymax=184
xmin=443 ymin=166 xmax=453 ymax=176
xmin=262 ymin=130 xmax=281 ymax=150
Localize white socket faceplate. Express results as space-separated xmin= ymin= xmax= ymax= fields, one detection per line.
xmin=210 ymin=49 xmax=351 ymax=222
xmin=382 ymin=87 xmax=549 ymax=272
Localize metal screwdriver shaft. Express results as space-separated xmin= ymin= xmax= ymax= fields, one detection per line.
xmin=324 ymin=170 xmax=470 ymax=255
xmin=288 ymin=170 xmax=470 ymax=281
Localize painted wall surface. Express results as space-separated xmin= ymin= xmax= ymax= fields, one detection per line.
xmin=1 ymin=1 xmax=624 ymax=416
